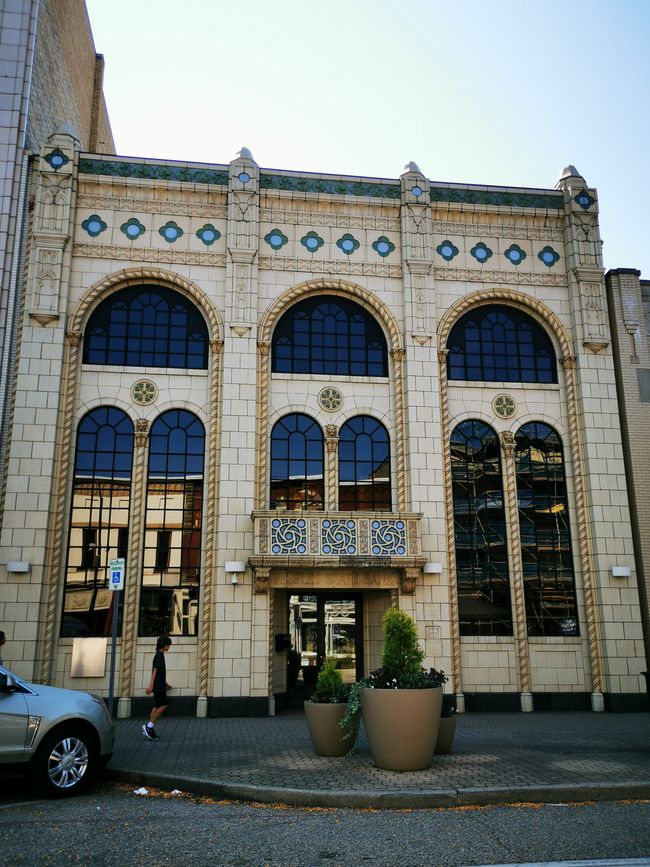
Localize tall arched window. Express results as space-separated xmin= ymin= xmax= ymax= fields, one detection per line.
xmin=139 ymin=410 xmax=205 ymax=637
xmin=272 ymin=296 xmax=388 ymax=376
xmin=270 ymin=414 xmax=324 ymax=510
xmin=447 ymin=305 xmax=557 ymax=383
xmin=338 ymin=416 xmax=391 ymax=511
xmin=515 ymin=422 xmax=578 ymax=636
xmin=83 ymin=285 xmax=208 ymax=369
xmin=451 ymin=420 xmax=512 ymax=635
xmin=62 ymin=407 xmax=133 ymax=637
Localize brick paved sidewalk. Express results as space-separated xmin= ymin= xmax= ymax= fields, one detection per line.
xmin=107 ymin=711 xmax=650 ymax=809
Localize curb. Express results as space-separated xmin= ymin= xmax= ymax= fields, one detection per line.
xmin=106 ymin=768 xmax=650 ymax=810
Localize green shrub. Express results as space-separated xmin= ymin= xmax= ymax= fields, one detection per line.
xmin=309 ymin=659 xmax=350 ymax=703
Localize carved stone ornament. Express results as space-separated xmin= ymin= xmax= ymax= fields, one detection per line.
xmin=253 ymin=566 xmax=271 ymax=594
xmin=493 ymin=394 xmax=516 ymax=418
xmin=135 ymin=419 xmax=150 ymax=447
xmin=318 ymin=387 xmax=343 ymax=412
xmin=399 ymin=567 xmax=419 ymax=594
xmin=131 ymin=379 xmax=158 ymax=405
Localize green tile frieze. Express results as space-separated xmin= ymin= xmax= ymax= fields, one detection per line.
xmin=79 ymin=158 xmax=229 ymax=185
xmin=430 ymin=187 xmax=563 ymax=210
xmin=259 ymin=174 xmax=402 ymax=199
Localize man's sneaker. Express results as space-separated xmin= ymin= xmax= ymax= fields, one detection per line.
xmin=142 ymin=724 xmax=158 ymax=741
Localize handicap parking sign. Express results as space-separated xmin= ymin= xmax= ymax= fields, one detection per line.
xmin=108 ymin=558 xmax=125 ymax=591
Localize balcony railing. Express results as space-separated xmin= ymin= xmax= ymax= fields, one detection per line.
xmin=249 ymin=511 xmax=424 ymax=592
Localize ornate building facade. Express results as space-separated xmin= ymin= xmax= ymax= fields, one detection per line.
xmin=0 ymin=133 xmax=645 ymax=715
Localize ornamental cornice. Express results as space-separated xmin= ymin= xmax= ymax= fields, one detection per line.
xmin=432 ymin=267 xmax=567 ymax=287
xmin=72 ymin=244 xmax=227 ymax=268
xmin=257 ymin=256 xmax=401 ymax=278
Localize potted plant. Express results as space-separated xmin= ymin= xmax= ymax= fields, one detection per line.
xmin=304 ymin=659 xmax=358 ymax=757
xmin=341 ymin=608 xmax=447 ymax=771
xmin=435 ymin=705 xmax=457 ymax=755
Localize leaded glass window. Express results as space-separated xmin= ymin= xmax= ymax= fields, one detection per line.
xmin=270 ymin=414 xmax=324 ymax=511
xmin=84 ymin=285 xmax=208 ymax=369
xmin=451 ymin=420 xmax=512 ymax=635
xmin=515 ymin=422 xmax=578 ymax=636
xmin=139 ymin=410 xmax=205 ymax=637
xmin=62 ymin=407 xmax=133 ymax=637
xmin=338 ymin=416 xmax=391 ymax=511
xmin=447 ymin=305 xmax=557 ymax=383
xmin=272 ymin=297 xmax=388 ymax=377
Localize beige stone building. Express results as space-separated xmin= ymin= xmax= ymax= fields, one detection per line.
xmin=606 ymin=268 xmax=650 ymax=689
xmin=0 ymin=133 xmax=646 ymax=716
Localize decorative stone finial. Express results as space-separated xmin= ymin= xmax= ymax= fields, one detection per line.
xmin=237 ymin=147 xmax=255 ymax=162
xmin=402 ymin=161 xmax=421 ymax=175
xmin=50 ymin=123 xmax=80 ymax=143
xmin=555 ymin=164 xmax=586 ymax=190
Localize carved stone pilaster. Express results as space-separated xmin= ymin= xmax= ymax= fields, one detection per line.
xmin=226 ymin=149 xmax=259 ymax=334
xmin=324 ymin=425 xmax=339 ymax=510
xmin=400 ymin=164 xmax=435 ymax=343
xmin=390 ymin=347 xmax=408 ymax=511
xmin=134 ymin=419 xmax=150 ymax=448
xmin=28 ymin=131 xmax=78 ymax=325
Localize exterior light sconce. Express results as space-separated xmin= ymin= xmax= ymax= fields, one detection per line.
xmin=423 ymin=562 xmax=443 ymax=575
xmin=6 ymin=561 xmax=30 ymax=573
xmin=225 ymin=561 xmax=246 ymax=584
xmin=610 ymin=565 xmax=631 ymax=578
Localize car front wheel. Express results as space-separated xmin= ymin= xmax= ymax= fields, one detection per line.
xmin=34 ymin=727 xmax=97 ymax=797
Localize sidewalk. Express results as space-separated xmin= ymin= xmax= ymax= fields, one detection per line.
xmin=107 ymin=711 xmax=650 ymax=809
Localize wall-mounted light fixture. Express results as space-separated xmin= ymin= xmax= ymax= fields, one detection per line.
xmin=610 ymin=565 xmax=631 ymax=578
xmin=423 ymin=562 xmax=443 ymax=575
xmin=6 ymin=561 xmax=30 ymax=573
xmin=224 ymin=560 xmax=246 ymax=584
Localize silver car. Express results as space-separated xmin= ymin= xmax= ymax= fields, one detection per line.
xmin=0 ymin=664 xmax=114 ymax=797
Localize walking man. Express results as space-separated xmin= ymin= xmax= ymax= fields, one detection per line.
xmin=143 ymin=635 xmax=172 ymax=741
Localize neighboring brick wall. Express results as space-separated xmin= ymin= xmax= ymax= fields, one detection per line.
xmin=26 ymin=0 xmax=114 ymax=152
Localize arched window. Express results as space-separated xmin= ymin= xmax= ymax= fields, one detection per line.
xmin=270 ymin=414 xmax=324 ymax=511
xmin=451 ymin=420 xmax=512 ymax=635
xmin=139 ymin=410 xmax=205 ymax=637
xmin=272 ymin=296 xmax=388 ymax=377
xmin=447 ymin=305 xmax=557 ymax=383
xmin=338 ymin=416 xmax=391 ymax=511
xmin=62 ymin=407 xmax=134 ymax=637
xmin=515 ymin=422 xmax=578 ymax=636
xmin=83 ymin=285 xmax=208 ymax=369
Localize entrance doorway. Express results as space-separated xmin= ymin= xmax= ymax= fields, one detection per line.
xmin=286 ymin=592 xmax=363 ymax=705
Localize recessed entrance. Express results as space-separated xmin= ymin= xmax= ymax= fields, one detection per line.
xmin=286 ymin=592 xmax=363 ymax=705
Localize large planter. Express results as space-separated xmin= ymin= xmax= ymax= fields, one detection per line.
xmin=304 ymin=702 xmax=357 ymax=757
xmin=435 ymin=716 xmax=457 ymax=755
xmin=360 ymin=687 xmax=442 ymax=771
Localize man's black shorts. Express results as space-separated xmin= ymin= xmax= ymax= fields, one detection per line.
xmin=153 ymin=692 xmax=168 ymax=709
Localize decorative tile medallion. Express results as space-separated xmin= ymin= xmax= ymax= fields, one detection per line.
xmin=271 ymin=518 xmax=307 ymax=554
xmin=321 ymin=519 xmax=357 ymax=555
xmin=470 ymin=242 xmax=493 ymax=263
xmin=159 ymin=221 xmax=184 ymax=243
xmin=81 ymin=215 xmax=107 ymax=238
xmin=44 ymin=148 xmax=70 ymax=171
xmin=131 ymin=379 xmax=158 ymax=405
xmin=372 ymin=236 xmax=395 ymax=258
xmin=574 ymin=190 xmax=594 ymax=210
xmin=120 ymin=218 xmax=146 ymax=240
xmin=264 ymin=229 xmax=289 ymax=250
xmin=196 ymin=223 xmax=221 ymax=246
xmin=318 ymin=387 xmax=343 ymax=412
xmin=300 ymin=231 xmax=324 ymax=253
xmin=238 ymin=171 xmax=251 ymax=184
xmin=493 ymin=394 xmax=516 ymax=418
xmin=370 ymin=520 xmax=406 ymax=555
xmin=336 ymin=233 xmax=360 ymax=255
xmin=538 ymin=246 xmax=560 ymax=268
xmin=504 ymin=244 xmax=527 ymax=265
xmin=410 ymin=185 xmax=423 ymax=197
xmin=436 ymin=240 xmax=459 ymax=261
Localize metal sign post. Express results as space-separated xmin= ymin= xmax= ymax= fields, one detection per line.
xmin=107 ymin=558 xmax=125 ymax=718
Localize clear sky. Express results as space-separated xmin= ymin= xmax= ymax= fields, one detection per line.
xmin=86 ymin=0 xmax=650 ymax=276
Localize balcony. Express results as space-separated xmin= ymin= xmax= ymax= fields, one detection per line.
xmin=249 ymin=511 xmax=425 ymax=593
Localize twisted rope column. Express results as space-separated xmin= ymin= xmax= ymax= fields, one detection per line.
xmin=199 ymin=339 xmax=223 ymax=700
xmin=562 ymin=355 xmax=603 ymax=699
xmin=438 ymin=349 xmax=463 ymax=707
xmin=500 ymin=431 xmax=532 ymax=706
xmin=324 ymin=425 xmax=339 ymax=510
xmin=118 ymin=421 xmax=148 ymax=704
xmin=255 ymin=342 xmax=270 ymax=511
xmin=37 ymin=331 xmax=80 ymax=683
xmin=391 ymin=347 xmax=407 ymax=512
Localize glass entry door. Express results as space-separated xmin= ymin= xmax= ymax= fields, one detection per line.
xmin=287 ymin=592 xmax=363 ymax=702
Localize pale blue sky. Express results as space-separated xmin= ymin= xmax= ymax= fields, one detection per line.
xmin=86 ymin=0 xmax=650 ymax=275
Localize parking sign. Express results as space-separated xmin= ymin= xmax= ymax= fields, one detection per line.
xmin=108 ymin=558 xmax=125 ymax=591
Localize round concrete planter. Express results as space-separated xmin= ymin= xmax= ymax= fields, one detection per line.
xmin=434 ymin=716 xmax=457 ymax=755
xmin=360 ymin=687 xmax=442 ymax=771
xmin=304 ymin=702 xmax=357 ymax=757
